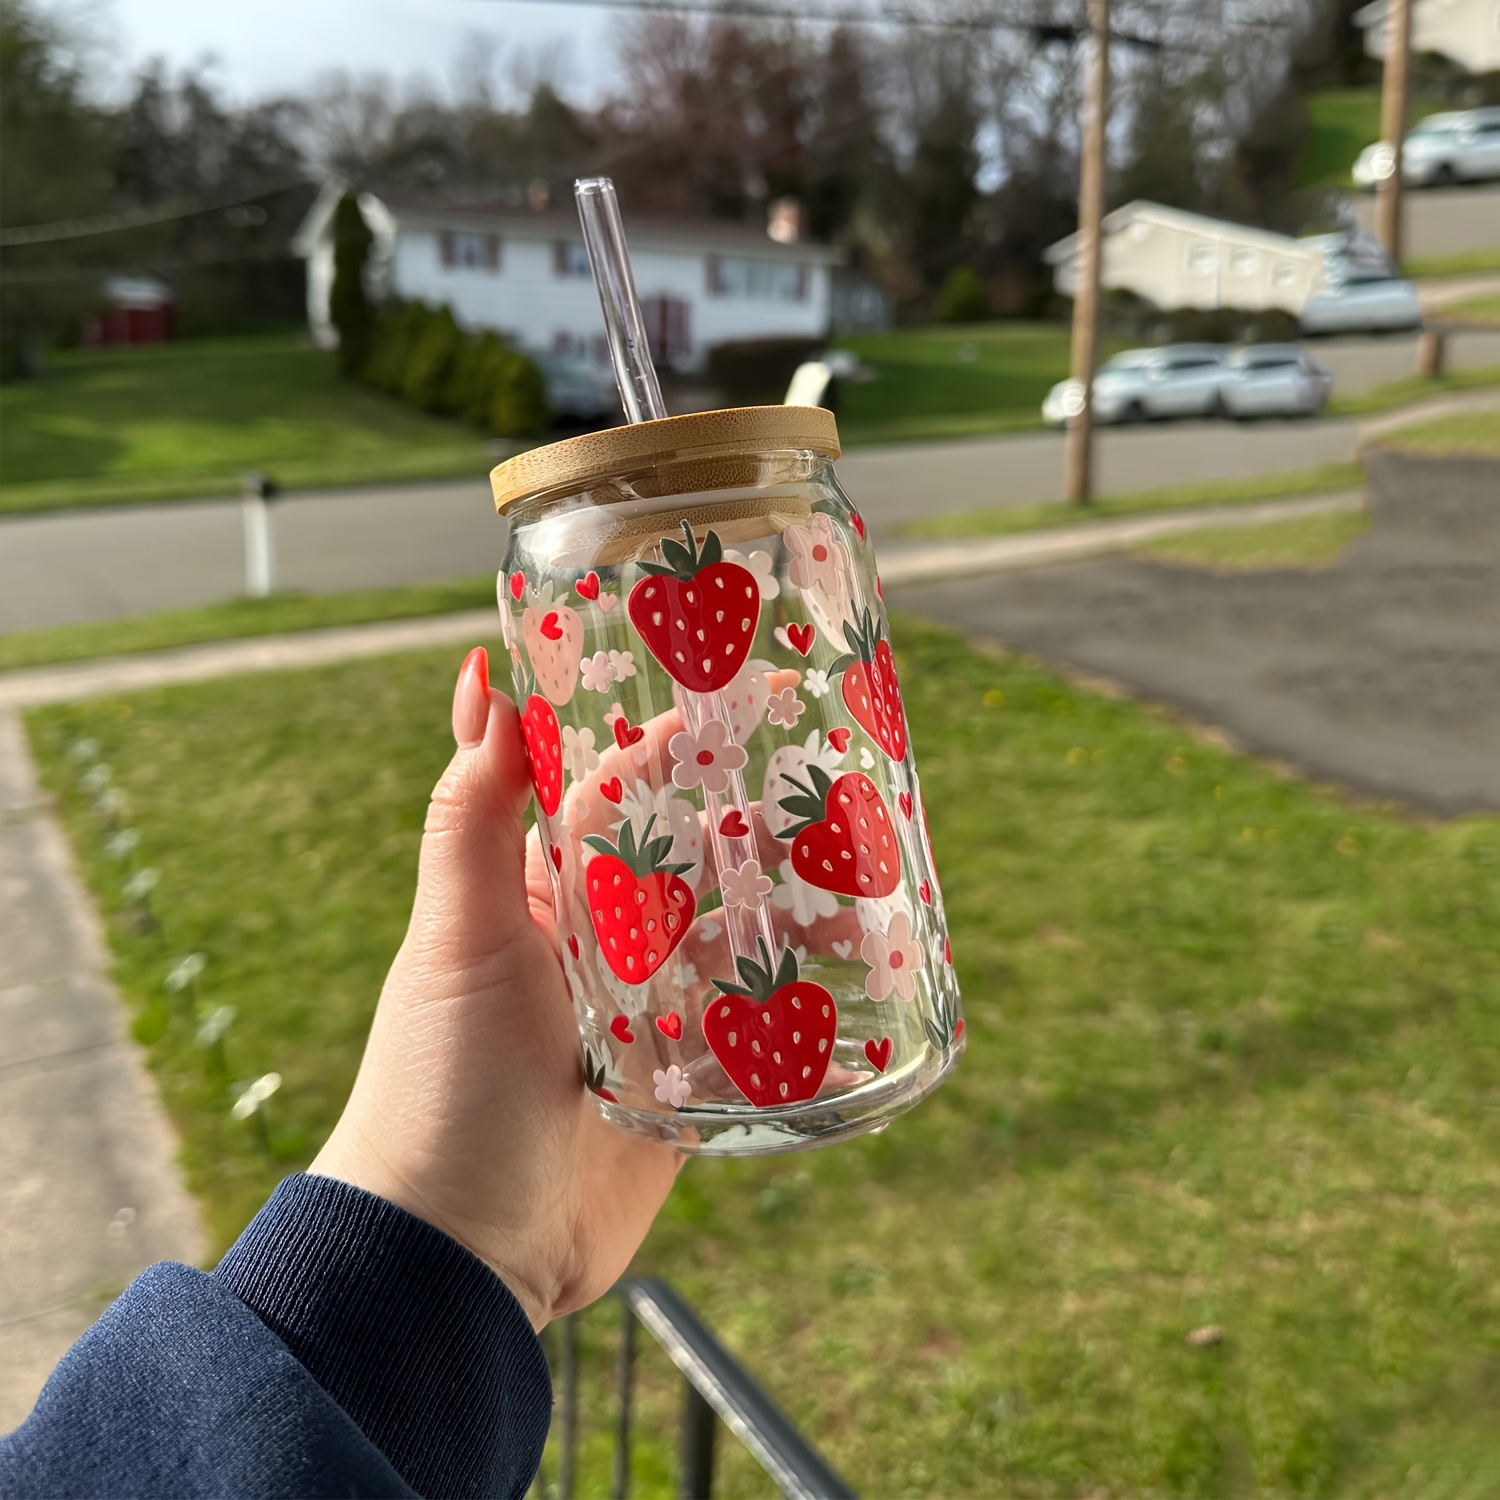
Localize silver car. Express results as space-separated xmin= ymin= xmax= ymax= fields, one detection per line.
xmin=1299 ymin=272 xmax=1422 ymax=336
xmin=1221 ymin=345 xmax=1333 ymax=420
xmin=1043 ymin=344 xmax=1228 ymax=426
xmin=1353 ymin=108 xmax=1500 ymax=188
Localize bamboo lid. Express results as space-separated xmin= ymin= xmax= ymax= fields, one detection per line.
xmin=489 ymin=405 xmax=841 ymax=514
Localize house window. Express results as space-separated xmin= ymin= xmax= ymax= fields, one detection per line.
xmin=439 ymin=231 xmax=500 ymax=271
xmin=1229 ymin=248 xmax=1260 ymax=278
xmin=553 ymin=240 xmax=592 ymax=277
xmin=706 ymin=256 xmax=808 ymax=301
xmin=1272 ymin=262 xmax=1299 ymax=287
xmin=1186 ymin=242 xmax=1217 ymax=278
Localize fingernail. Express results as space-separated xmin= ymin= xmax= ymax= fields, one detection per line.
xmin=452 ymin=647 xmax=490 ymax=748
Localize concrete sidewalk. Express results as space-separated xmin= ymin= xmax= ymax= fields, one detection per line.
xmin=0 ymin=712 xmax=205 ymax=1430
xmin=0 ymin=492 xmax=1362 ymax=712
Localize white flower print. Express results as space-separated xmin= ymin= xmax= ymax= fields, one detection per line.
xmin=720 ymin=859 xmax=773 ymax=911
xmin=668 ymin=720 xmax=748 ymax=795
xmin=803 ymin=668 xmax=830 ymax=700
xmin=581 ymin=651 xmax=616 ymax=693
xmin=562 ymin=725 xmax=600 ymax=782
xmin=654 ymin=1064 xmax=692 ymax=1108
xmin=724 ymin=547 xmax=781 ymax=600
xmin=770 ymin=857 xmax=840 ymax=926
xmin=783 ymin=513 xmax=852 ymax=599
xmin=607 ymin=648 xmax=636 ymax=681
xmin=861 ymin=911 xmax=925 ymax=1001
xmin=677 ymin=959 xmax=700 ymax=989
xmin=603 ymin=701 xmax=626 ymax=731
xmin=766 ymin=686 xmax=806 ymax=729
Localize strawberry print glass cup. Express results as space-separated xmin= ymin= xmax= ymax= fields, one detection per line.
xmin=492 ymin=406 xmax=963 ymax=1154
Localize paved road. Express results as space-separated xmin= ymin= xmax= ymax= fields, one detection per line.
xmin=4 ymin=378 xmax=1498 ymax=635
xmin=1354 ymin=184 xmax=1500 ymax=260
xmin=894 ymin=449 xmax=1500 ymax=818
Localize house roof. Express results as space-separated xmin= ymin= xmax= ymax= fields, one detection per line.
xmin=1044 ymin=200 xmax=1321 ymax=265
xmin=291 ymin=180 xmax=843 ymax=263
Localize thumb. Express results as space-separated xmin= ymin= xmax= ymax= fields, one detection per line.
xmin=407 ymin=647 xmax=535 ymax=954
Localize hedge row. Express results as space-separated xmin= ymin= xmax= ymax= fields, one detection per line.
xmin=362 ymin=299 xmax=550 ymax=438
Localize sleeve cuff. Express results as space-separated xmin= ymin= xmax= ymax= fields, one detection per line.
xmin=213 ymin=1173 xmax=552 ymax=1500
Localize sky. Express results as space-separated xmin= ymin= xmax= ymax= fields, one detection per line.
xmin=43 ymin=0 xmax=621 ymax=105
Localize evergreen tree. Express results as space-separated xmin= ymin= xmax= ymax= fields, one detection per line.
xmin=329 ymin=191 xmax=374 ymax=377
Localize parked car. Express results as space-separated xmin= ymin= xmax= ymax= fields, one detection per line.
xmin=1353 ymin=108 xmax=1500 ymax=188
xmin=1042 ymin=344 xmax=1228 ymax=426
xmin=1221 ymin=345 xmax=1333 ymax=420
xmin=532 ymin=354 xmax=619 ymax=424
xmin=1298 ymin=272 xmax=1422 ymax=336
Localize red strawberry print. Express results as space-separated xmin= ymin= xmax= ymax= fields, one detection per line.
xmin=774 ymin=764 xmax=899 ymax=898
xmin=786 ymin=622 xmax=816 ymax=656
xmin=719 ymin=808 xmax=750 ymax=839
xmin=567 ymin=934 xmax=580 ymax=959
xmin=849 ymin=508 xmax=866 ymax=541
xmin=919 ymin=879 xmax=932 ymax=905
xmin=519 ymin=678 xmax=563 ymax=816
xmin=629 ymin=521 xmax=758 ymax=692
xmin=582 ymin=815 xmax=696 ymax=984
xmin=600 ymin=776 xmax=624 ymax=804
xmin=826 ymin=726 xmax=851 ymax=755
xmin=508 ymin=571 xmax=525 ymax=600
xmin=613 ymin=715 xmax=644 ymax=750
xmin=656 ymin=1012 xmax=683 ymax=1040
xmin=576 ymin=571 xmax=601 ymax=601
xmin=831 ymin=608 xmax=907 ymax=763
xmin=610 ymin=1015 xmax=635 ymax=1044
xmin=703 ymin=940 xmax=837 ymax=1107
xmin=864 ymin=1036 xmax=892 ymax=1073
xmin=944 ymin=935 xmax=953 ymax=966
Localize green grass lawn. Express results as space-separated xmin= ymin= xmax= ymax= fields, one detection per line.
xmin=1329 ymin=364 xmax=1500 ymax=418
xmin=25 ymin=619 xmax=1500 ymax=1495
xmin=1133 ymin=509 xmax=1369 ymax=572
xmin=0 ymin=332 xmax=498 ymax=514
xmin=1378 ymin=409 xmax=1500 ymax=458
xmin=833 ymin=322 xmax=1115 ymax=446
xmin=1439 ymin=294 xmax=1500 ymax=329
xmin=1408 ymin=247 xmax=1500 ymax=279
xmin=1300 ymin=89 xmax=1447 ymax=188
xmin=902 ymin=462 xmax=1364 ymax=542
xmin=0 ymin=578 xmax=495 ymax=675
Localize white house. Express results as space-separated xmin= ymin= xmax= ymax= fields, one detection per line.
xmin=291 ymin=183 xmax=843 ymax=372
xmin=1044 ymin=200 xmax=1329 ymax=315
xmin=1354 ymin=0 xmax=1500 ymax=75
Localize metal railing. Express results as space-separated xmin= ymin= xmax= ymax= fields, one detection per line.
xmin=538 ymin=1277 xmax=857 ymax=1500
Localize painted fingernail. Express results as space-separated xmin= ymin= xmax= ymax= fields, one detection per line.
xmin=452 ymin=646 xmax=490 ymax=748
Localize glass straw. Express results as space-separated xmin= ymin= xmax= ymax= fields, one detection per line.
xmin=574 ymin=176 xmax=777 ymax=976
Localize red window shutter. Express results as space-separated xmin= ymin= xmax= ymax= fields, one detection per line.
xmin=485 ymin=234 xmax=500 ymax=271
xmin=439 ymin=231 xmax=455 ymax=268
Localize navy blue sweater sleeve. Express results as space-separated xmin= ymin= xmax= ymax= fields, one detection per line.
xmin=0 ymin=1174 xmax=553 ymax=1500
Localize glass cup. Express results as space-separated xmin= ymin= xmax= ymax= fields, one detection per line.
xmin=493 ymin=406 xmax=963 ymax=1155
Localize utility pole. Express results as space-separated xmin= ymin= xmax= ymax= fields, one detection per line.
xmin=1063 ymin=0 xmax=1110 ymax=506
xmin=1374 ymin=0 xmax=1412 ymax=265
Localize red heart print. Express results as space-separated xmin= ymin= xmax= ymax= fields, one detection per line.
xmin=540 ymin=610 xmax=563 ymax=642
xmin=864 ymin=1036 xmax=892 ymax=1073
xmin=508 ymin=571 xmax=525 ymax=600
xmin=612 ymin=716 xmax=645 ymax=749
xmin=850 ymin=509 xmax=866 ymax=540
xmin=919 ymin=879 xmax=932 ymax=905
xmin=944 ymin=935 xmax=953 ymax=966
xmin=826 ymin=727 xmax=851 ymax=755
xmin=954 ymin=1018 xmax=965 ymax=1040
xmin=786 ymin=622 xmax=816 ymax=657
xmin=719 ymin=808 xmax=750 ymax=839
xmin=576 ymin=571 xmax=601 ymax=602
xmin=567 ymin=934 xmax=580 ymax=959
xmin=876 ymin=576 xmax=885 ymax=601
xmin=600 ymin=776 xmax=624 ymax=804
xmin=610 ymin=1015 xmax=635 ymax=1044
xmin=899 ymin=791 xmax=913 ymax=820
xmin=656 ymin=1012 xmax=683 ymax=1041
xmin=550 ymin=844 xmax=563 ymax=871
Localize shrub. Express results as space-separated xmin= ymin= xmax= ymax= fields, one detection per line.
xmin=363 ymin=299 xmax=429 ymax=395
xmin=329 ymin=192 xmax=375 ymax=377
xmin=706 ymin=336 xmax=825 ymax=405
xmin=401 ymin=304 xmax=465 ymax=412
xmin=935 ymin=266 xmax=989 ymax=324
xmin=488 ymin=349 xmax=549 ymax=438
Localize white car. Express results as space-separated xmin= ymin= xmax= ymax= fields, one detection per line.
xmin=1042 ymin=344 xmax=1229 ymax=426
xmin=1221 ymin=345 xmax=1333 ymax=420
xmin=1299 ymin=273 xmax=1422 ymax=336
xmin=1353 ymin=108 xmax=1500 ymax=188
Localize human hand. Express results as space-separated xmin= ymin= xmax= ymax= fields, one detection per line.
xmin=309 ymin=646 xmax=683 ymax=1330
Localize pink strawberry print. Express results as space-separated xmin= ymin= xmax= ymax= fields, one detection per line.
xmin=628 ymin=521 xmax=758 ymax=692
xmin=522 ymin=594 xmax=584 ymax=705
xmin=830 ymin=607 xmax=907 ymax=763
xmin=582 ymin=815 xmax=696 ymax=984
xmin=703 ymin=940 xmax=837 ymax=1107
